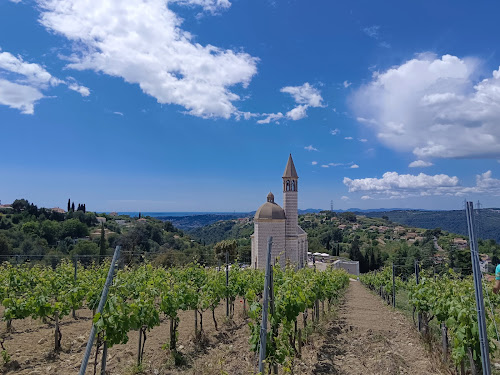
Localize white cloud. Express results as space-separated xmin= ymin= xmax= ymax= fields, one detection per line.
xmin=286 ymin=104 xmax=308 ymax=120
xmin=341 ymin=170 xmax=500 ymax=199
xmin=344 ymin=171 xmax=458 ymax=193
xmin=68 ymin=83 xmax=90 ymax=97
xmin=280 ymin=82 xmax=323 ymax=107
xmin=304 ymin=145 xmax=318 ymax=152
xmin=0 ymin=79 xmax=44 ymax=114
xmin=361 ymin=195 xmax=372 ymax=200
xmin=363 ymin=25 xmax=380 ymax=39
xmin=113 ymin=111 xmax=124 ymax=116
xmin=0 ymin=49 xmax=89 ymax=113
xmin=259 ymin=82 xmax=324 ymax=123
xmin=34 ymin=0 xmax=257 ymax=119
xmin=321 ymin=165 xmax=329 ymax=168
xmin=379 ymin=41 xmax=391 ymax=49
xmin=311 ymin=161 xmax=318 ymax=165
xmin=409 ymin=160 xmax=433 ymax=168
xmin=341 ymin=196 xmax=349 ymax=201
xmin=343 ymin=80 xmax=352 ymax=88
xmin=329 ymin=162 xmax=344 ymax=167
xmin=330 ymin=128 xmax=340 ymax=135
xmin=257 ymin=112 xmax=283 ymax=124
xmin=345 ymin=136 xmax=353 ymax=140
xmin=352 ymin=53 xmax=500 ymax=159
xmin=8 ymin=0 xmax=22 ymax=2
xmin=170 ymin=0 xmax=231 ymax=13
xmin=359 ymin=138 xmax=368 ymax=142
xmin=350 ymin=164 xmax=359 ymax=169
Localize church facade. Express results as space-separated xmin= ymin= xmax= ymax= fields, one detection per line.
xmin=251 ymin=155 xmax=308 ymax=269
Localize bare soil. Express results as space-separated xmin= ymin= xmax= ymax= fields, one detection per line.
xmin=0 ymin=281 xmax=445 ymax=375
xmin=305 ymin=280 xmax=444 ymax=375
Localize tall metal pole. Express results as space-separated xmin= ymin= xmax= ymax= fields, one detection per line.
xmin=79 ymin=246 xmax=121 ymax=375
xmin=415 ymin=260 xmax=421 ymax=332
xmin=258 ymin=237 xmax=273 ymax=374
xmin=466 ymin=202 xmax=491 ymax=375
xmin=226 ymin=250 xmax=229 ymax=318
xmin=392 ymin=262 xmax=396 ymax=308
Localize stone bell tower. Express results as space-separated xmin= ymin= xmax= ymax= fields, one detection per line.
xmin=283 ymin=154 xmax=299 ymax=263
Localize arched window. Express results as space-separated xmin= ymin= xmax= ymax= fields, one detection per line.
xmin=286 ymin=180 xmax=290 ymax=191
xmin=291 ymin=180 xmax=295 ymax=191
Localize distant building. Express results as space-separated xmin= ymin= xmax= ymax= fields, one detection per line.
xmin=251 ymin=155 xmax=308 ymax=269
xmin=109 ymin=212 xmax=118 ymax=217
xmin=96 ymin=217 xmax=107 ymax=224
xmin=51 ymin=207 xmax=66 ymax=214
xmin=453 ymin=238 xmax=468 ymax=249
xmin=137 ymin=218 xmax=147 ymax=223
xmin=333 ymin=260 xmax=359 ymax=276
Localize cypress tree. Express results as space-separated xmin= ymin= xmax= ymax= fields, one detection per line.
xmin=99 ymin=223 xmax=106 ymax=264
xmin=83 ymin=204 xmax=86 ymax=214
xmin=67 ymin=199 xmax=70 ymax=212
xmin=71 ymin=202 xmax=75 ymax=212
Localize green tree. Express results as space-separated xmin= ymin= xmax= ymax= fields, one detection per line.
xmin=40 ymin=220 xmax=60 ymax=245
xmin=214 ymin=239 xmax=238 ymax=262
xmin=0 ymin=234 xmax=11 ymax=255
xmin=12 ymin=199 xmax=29 ymax=212
xmin=61 ymin=219 xmax=89 ymax=239
xmin=22 ymin=221 xmax=40 ymax=236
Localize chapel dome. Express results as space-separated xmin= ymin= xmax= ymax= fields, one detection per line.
xmin=255 ymin=201 xmax=286 ymax=220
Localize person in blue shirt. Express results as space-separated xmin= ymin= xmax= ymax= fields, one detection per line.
xmin=494 ymin=264 xmax=500 ymax=294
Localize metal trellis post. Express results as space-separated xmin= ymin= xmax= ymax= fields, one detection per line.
xmin=466 ymin=202 xmax=491 ymax=375
xmin=392 ymin=262 xmax=396 ymax=308
xmin=78 ymin=245 xmax=121 ymax=375
xmin=226 ymin=250 xmax=229 ymax=318
xmin=258 ymin=237 xmax=273 ymax=374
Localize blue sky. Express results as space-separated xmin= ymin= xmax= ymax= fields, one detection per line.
xmin=2 ymin=0 xmax=500 ymax=212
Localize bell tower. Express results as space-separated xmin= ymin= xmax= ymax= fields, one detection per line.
xmin=283 ymin=154 xmax=298 ymax=259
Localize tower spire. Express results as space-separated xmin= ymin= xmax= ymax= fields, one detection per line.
xmin=282 ymin=154 xmax=298 ymax=178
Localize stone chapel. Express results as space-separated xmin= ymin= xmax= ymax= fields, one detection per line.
xmin=250 ymin=154 xmax=308 ymax=269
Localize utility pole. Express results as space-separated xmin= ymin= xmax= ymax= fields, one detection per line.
xmin=466 ymin=201 xmax=491 ymax=375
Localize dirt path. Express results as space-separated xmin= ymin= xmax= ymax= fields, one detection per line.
xmin=311 ymin=280 xmax=444 ymax=375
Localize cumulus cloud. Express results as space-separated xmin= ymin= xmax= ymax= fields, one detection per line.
xmin=287 ymin=105 xmax=308 ymax=120
xmin=258 ymin=82 xmax=324 ymax=123
xmin=321 ymin=164 xmax=329 ymax=168
xmin=330 ymin=128 xmax=340 ymax=135
xmin=344 ymin=136 xmax=353 ymax=140
xmin=280 ymin=82 xmax=323 ymax=107
xmin=352 ymin=53 xmax=500 ymax=159
xmin=311 ymin=161 xmax=318 ymax=165
xmin=0 ymin=79 xmax=44 ymax=114
xmin=361 ymin=195 xmax=372 ymax=200
xmin=304 ymin=145 xmax=318 ymax=152
xmin=344 ymin=171 xmax=458 ymax=192
xmin=409 ymin=160 xmax=433 ymax=168
xmin=350 ymin=164 xmax=359 ymax=169
xmin=343 ymin=80 xmax=351 ymax=88
xmin=359 ymin=138 xmax=368 ymax=142
xmin=33 ymin=0 xmax=257 ymax=119
xmin=0 ymin=49 xmax=88 ymax=114
xmin=257 ymin=112 xmax=283 ymax=124
xmin=342 ymin=170 xmax=500 ymax=198
xmin=341 ymin=196 xmax=349 ymax=201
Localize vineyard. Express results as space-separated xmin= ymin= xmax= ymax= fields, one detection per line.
xmin=0 ymin=259 xmax=349 ymax=374
xmin=361 ymin=266 xmax=500 ymax=374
